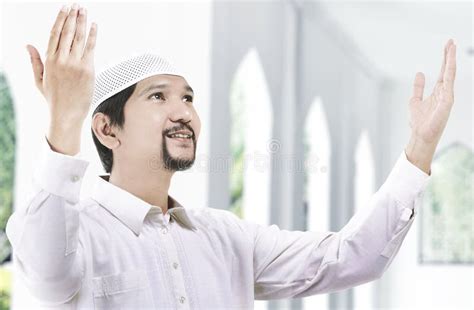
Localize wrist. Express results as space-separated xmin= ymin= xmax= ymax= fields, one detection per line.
xmin=50 ymin=112 xmax=86 ymax=128
xmin=47 ymin=122 xmax=83 ymax=156
xmin=405 ymin=135 xmax=436 ymax=175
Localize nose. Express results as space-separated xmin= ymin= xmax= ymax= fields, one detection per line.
xmin=169 ymin=100 xmax=193 ymax=124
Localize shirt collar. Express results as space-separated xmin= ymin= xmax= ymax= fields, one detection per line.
xmin=90 ymin=174 xmax=197 ymax=235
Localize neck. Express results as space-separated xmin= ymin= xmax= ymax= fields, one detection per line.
xmin=108 ymin=159 xmax=174 ymax=214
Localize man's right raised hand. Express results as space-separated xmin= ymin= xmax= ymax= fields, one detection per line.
xmin=26 ymin=3 xmax=98 ymax=155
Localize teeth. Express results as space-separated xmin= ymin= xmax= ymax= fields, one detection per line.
xmin=169 ymin=133 xmax=191 ymax=139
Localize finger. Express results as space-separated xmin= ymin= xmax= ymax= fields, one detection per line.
xmin=26 ymin=45 xmax=45 ymax=91
xmin=58 ymin=3 xmax=80 ymax=56
xmin=46 ymin=5 xmax=70 ymax=56
xmin=436 ymin=39 xmax=453 ymax=83
xmin=83 ymin=23 xmax=98 ymax=60
xmin=411 ymin=72 xmax=425 ymax=102
xmin=71 ymin=7 xmax=87 ymax=58
xmin=443 ymin=44 xmax=457 ymax=91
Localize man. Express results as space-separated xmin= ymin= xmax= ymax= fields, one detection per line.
xmin=6 ymin=3 xmax=456 ymax=309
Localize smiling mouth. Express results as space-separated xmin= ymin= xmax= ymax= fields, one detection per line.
xmin=165 ymin=131 xmax=194 ymax=144
xmin=164 ymin=121 xmax=196 ymax=145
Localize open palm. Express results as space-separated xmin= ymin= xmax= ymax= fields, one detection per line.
xmin=409 ymin=39 xmax=456 ymax=145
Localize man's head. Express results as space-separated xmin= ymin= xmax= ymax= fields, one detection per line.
xmin=90 ymin=54 xmax=200 ymax=174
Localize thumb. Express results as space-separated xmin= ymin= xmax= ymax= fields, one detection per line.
xmin=26 ymin=44 xmax=44 ymax=92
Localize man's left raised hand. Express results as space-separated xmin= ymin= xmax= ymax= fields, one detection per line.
xmin=405 ymin=39 xmax=457 ymax=175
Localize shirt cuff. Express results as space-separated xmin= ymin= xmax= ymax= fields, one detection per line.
xmin=381 ymin=150 xmax=431 ymax=209
xmin=32 ymin=136 xmax=90 ymax=204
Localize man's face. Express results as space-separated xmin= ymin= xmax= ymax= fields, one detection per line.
xmin=117 ymin=74 xmax=201 ymax=172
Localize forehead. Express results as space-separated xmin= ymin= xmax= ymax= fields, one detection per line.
xmin=134 ymin=74 xmax=191 ymax=92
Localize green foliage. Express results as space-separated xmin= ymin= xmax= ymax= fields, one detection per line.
xmin=0 ymin=72 xmax=15 ymax=309
xmin=229 ymin=72 xmax=246 ymax=219
xmin=0 ymin=266 xmax=11 ymax=310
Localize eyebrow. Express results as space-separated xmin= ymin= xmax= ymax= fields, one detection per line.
xmin=138 ymin=83 xmax=194 ymax=97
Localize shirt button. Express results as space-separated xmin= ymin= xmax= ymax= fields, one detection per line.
xmin=71 ymin=175 xmax=80 ymax=182
xmin=179 ymin=296 xmax=186 ymax=304
xmin=173 ymin=262 xmax=179 ymax=269
xmin=161 ymin=227 xmax=169 ymax=234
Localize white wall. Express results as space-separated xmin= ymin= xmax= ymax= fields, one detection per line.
xmin=1 ymin=1 xmax=212 ymax=308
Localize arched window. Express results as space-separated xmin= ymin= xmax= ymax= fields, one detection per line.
xmin=0 ymin=72 xmax=15 ymax=308
xmin=420 ymin=143 xmax=473 ymax=264
xmin=229 ymin=48 xmax=273 ymax=310
xmin=303 ymin=97 xmax=330 ymax=310
xmin=353 ymin=130 xmax=376 ymax=309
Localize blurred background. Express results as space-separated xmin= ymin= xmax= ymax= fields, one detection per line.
xmin=0 ymin=0 xmax=472 ymax=309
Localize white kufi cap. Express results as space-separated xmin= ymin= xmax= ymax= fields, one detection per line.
xmin=92 ymin=53 xmax=185 ymax=109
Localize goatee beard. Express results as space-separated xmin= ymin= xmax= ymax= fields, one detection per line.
xmin=162 ymin=137 xmax=197 ymax=171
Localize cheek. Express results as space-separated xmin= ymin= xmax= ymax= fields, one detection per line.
xmin=125 ymin=114 xmax=165 ymax=148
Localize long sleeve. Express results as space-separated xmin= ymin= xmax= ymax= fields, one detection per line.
xmin=5 ymin=136 xmax=90 ymax=305
xmin=244 ymin=151 xmax=430 ymax=300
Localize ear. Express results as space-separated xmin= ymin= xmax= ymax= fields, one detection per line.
xmin=91 ymin=113 xmax=121 ymax=149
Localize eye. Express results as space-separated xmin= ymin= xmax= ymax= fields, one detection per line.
xmin=149 ymin=92 xmax=165 ymax=101
xmin=183 ymin=95 xmax=194 ymax=103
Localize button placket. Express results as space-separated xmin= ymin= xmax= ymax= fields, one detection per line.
xmin=159 ymin=223 xmax=190 ymax=309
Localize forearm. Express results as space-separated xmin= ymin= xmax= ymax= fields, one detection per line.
xmin=305 ymin=151 xmax=429 ymax=294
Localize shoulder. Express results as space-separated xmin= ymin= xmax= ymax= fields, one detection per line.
xmin=187 ymin=207 xmax=257 ymax=239
xmin=187 ymin=207 xmax=239 ymax=226
xmin=75 ymin=197 xmax=110 ymax=229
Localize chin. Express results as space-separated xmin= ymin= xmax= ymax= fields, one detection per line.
xmin=162 ymin=139 xmax=197 ymax=171
xmin=166 ymin=157 xmax=196 ymax=171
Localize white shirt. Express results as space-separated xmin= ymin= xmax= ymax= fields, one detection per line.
xmin=6 ymin=137 xmax=429 ymax=309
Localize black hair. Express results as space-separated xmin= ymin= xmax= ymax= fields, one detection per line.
xmin=91 ymin=83 xmax=137 ymax=173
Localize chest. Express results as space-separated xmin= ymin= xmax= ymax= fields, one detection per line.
xmin=81 ymin=219 xmax=254 ymax=309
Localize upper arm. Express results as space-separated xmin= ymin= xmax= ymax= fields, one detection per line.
xmin=248 ymin=221 xmax=334 ymax=299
